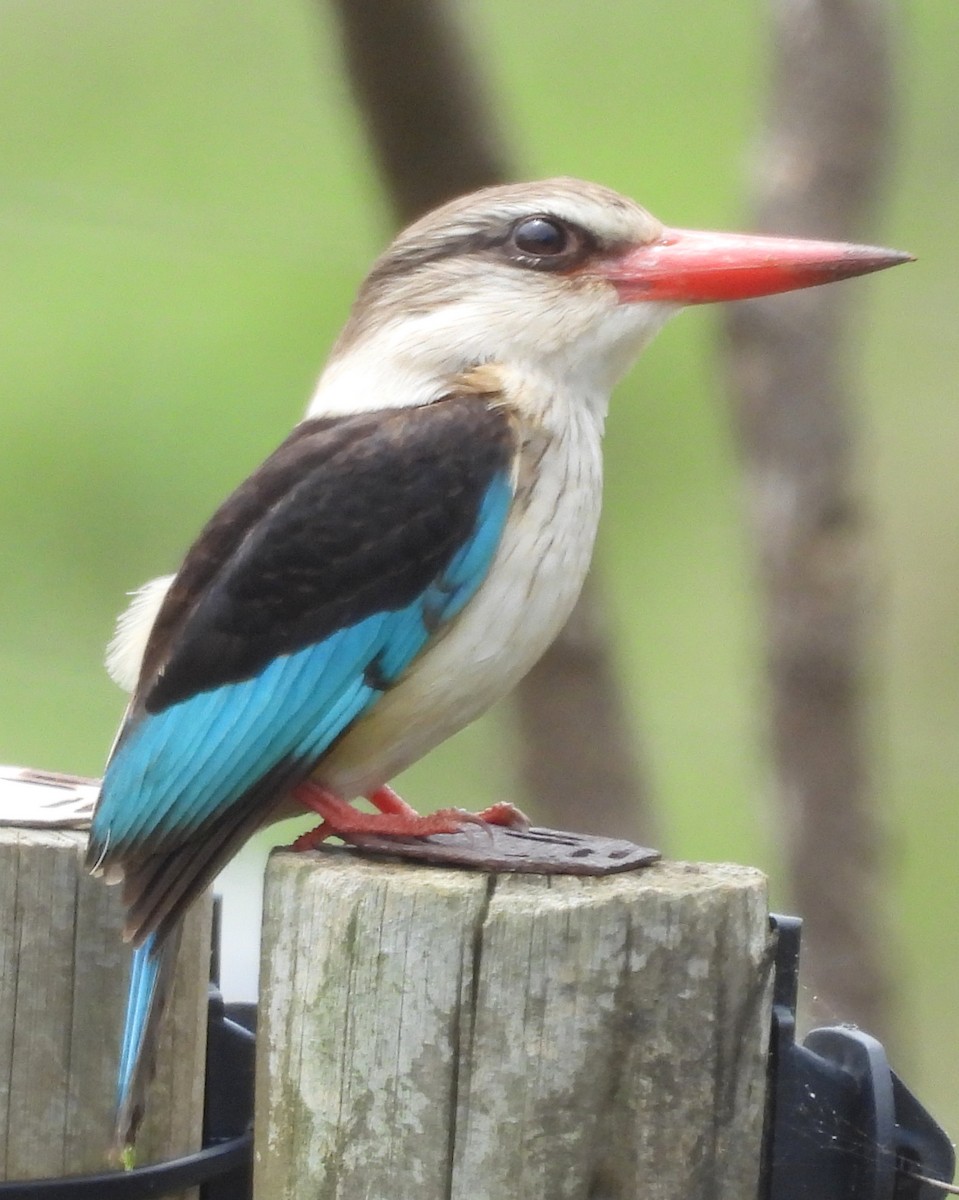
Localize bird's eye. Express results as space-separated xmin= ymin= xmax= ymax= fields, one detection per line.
xmin=510 ymin=216 xmax=571 ymax=258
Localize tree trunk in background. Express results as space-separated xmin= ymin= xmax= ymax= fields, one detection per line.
xmin=513 ymin=574 xmax=652 ymax=838
xmin=723 ymin=0 xmax=896 ymax=1037
xmin=324 ymin=0 xmax=507 ymax=224
xmin=324 ymin=0 xmax=656 ymax=841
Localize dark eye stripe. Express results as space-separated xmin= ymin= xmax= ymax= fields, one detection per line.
xmin=363 ymin=214 xmax=595 ymax=291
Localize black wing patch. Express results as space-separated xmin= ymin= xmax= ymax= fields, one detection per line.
xmin=140 ymin=397 xmax=516 ymax=713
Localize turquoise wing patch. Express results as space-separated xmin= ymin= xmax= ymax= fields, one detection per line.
xmin=92 ymin=471 xmax=513 ymax=858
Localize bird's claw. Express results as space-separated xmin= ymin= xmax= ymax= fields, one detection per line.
xmin=428 ymin=801 xmax=530 ymax=836
xmin=473 ymin=800 xmax=531 ymax=831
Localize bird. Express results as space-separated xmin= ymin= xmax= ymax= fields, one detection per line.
xmin=85 ymin=177 xmax=910 ymax=1151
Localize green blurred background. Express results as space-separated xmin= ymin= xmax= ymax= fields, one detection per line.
xmin=1 ymin=0 xmax=956 ymax=1133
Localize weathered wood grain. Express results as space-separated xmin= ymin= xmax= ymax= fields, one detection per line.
xmin=255 ymin=852 xmax=774 ymax=1199
xmin=0 ymin=827 xmax=211 ymax=1191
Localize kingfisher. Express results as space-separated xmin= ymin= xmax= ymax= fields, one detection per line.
xmin=85 ymin=177 xmax=909 ymax=1149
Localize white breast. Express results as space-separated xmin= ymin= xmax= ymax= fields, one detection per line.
xmin=317 ymin=401 xmax=604 ymax=797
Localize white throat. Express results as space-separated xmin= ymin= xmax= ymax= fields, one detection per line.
xmin=306 ymin=298 xmax=678 ymax=430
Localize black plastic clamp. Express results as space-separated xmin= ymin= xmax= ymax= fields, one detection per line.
xmin=762 ymin=913 xmax=955 ymax=1199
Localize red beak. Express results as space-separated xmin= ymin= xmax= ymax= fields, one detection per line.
xmin=601 ymin=227 xmax=913 ymax=305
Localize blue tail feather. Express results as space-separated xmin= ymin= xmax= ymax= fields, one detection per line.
xmin=115 ymin=929 xmax=181 ymax=1149
xmin=116 ymin=934 xmax=161 ymax=1111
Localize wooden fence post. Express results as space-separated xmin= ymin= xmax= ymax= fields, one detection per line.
xmin=0 ymin=826 xmax=212 ymax=1188
xmin=255 ymin=852 xmax=774 ymax=1200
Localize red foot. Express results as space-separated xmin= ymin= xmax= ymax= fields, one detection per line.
xmin=472 ymin=801 xmax=530 ymax=829
xmin=290 ymin=822 xmax=332 ymax=852
xmin=366 ymin=784 xmax=422 ymax=818
xmin=289 ymin=780 xmax=530 ymax=846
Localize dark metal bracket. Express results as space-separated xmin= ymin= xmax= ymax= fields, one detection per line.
xmin=762 ymin=913 xmax=955 ymax=1199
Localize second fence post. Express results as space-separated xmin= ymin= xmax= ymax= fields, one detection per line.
xmin=0 ymin=825 xmax=211 ymax=1191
